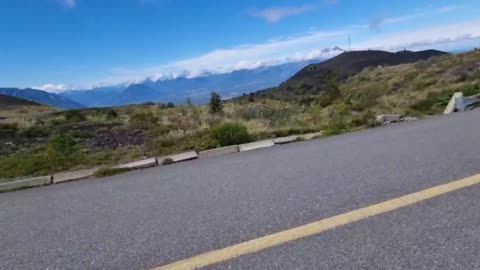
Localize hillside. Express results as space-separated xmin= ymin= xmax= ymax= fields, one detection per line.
xmin=339 ymin=49 xmax=480 ymax=115
xmin=258 ymin=49 xmax=447 ymax=99
xmin=0 ymin=94 xmax=42 ymax=107
xmin=1 ymin=49 xmax=479 ymax=179
xmin=0 ymin=88 xmax=85 ymax=109
xmin=0 ymin=94 xmax=57 ymax=126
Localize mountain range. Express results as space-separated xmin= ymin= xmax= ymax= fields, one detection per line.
xmin=59 ymin=59 xmax=332 ymax=107
xmin=0 ymin=48 xmax=448 ymax=109
xmin=0 ymin=88 xmax=85 ymax=109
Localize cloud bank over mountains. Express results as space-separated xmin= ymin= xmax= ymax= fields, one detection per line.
xmin=36 ymin=4 xmax=480 ymax=92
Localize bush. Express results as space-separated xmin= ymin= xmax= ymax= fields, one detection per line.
xmin=210 ymin=122 xmax=251 ymax=147
xmin=323 ymin=104 xmax=351 ymax=135
xmin=129 ymin=111 xmax=158 ymax=129
xmin=17 ymin=124 xmax=50 ymax=138
xmin=0 ymin=146 xmax=50 ymax=178
xmin=45 ymin=134 xmax=81 ymax=170
xmin=317 ymin=76 xmax=341 ymax=107
xmin=106 ymin=109 xmax=118 ymax=120
xmin=351 ymin=110 xmax=377 ymax=127
xmin=65 ymin=110 xmax=86 ymax=122
xmin=0 ymin=123 xmax=18 ymax=131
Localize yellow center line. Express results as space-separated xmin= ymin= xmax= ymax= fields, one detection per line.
xmin=152 ymin=173 xmax=480 ymax=270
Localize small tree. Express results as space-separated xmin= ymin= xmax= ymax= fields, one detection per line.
xmin=167 ymin=102 xmax=175 ymax=108
xmin=106 ymin=109 xmax=118 ymax=120
xmin=248 ymin=92 xmax=255 ymax=103
xmin=209 ymin=91 xmax=223 ymax=114
xmin=186 ymin=96 xmax=193 ymax=106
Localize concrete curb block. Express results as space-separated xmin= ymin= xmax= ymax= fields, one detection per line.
xmin=0 ymin=131 xmax=326 ymax=193
xmin=444 ymin=92 xmax=463 ymax=114
xmin=163 ymin=151 xmax=198 ymax=163
xmin=114 ymin=158 xmax=158 ymax=170
xmin=53 ymin=168 xmax=100 ymax=184
xmin=273 ymin=136 xmax=300 ymax=145
xmin=301 ymin=132 xmax=323 ymax=140
xmin=0 ymin=176 xmax=52 ymax=192
xmin=239 ymin=140 xmax=274 ymax=152
xmin=199 ymin=145 xmax=239 ymax=158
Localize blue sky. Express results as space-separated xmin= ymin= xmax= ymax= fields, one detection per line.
xmin=1 ymin=0 xmax=480 ymax=91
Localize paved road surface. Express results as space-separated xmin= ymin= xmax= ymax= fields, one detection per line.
xmin=1 ymin=110 xmax=480 ymax=269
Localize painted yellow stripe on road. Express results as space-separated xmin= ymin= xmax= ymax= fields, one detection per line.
xmin=153 ymin=173 xmax=480 ymax=270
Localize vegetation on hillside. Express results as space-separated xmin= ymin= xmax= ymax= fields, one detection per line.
xmin=1 ymin=49 xmax=479 ymax=179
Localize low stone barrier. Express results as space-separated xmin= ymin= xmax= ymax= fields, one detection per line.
xmin=114 ymin=158 xmax=158 ymax=170
xmin=170 ymin=151 xmax=199 ymax=163
xmin=0 ymin=176 xmax=52 ymax=192
xmin=376 ymin=114 xmax=401 ymax=124
xmin=239 ymin=140 xmax=274 ymax=152
xmin=444 ymin=92 xmax=464 ymax=114
xmin=199 ymin=145 xmax=239 ymax=158
xmin=273 ymin=136 xmax=299 ymax=145
xmin=1 ymin=130 xmax=332 ymax=193
xmin=301 ymin=132 xmax=323 ymax=140
xmin=53 ymin=168 xmax=100 ymax=184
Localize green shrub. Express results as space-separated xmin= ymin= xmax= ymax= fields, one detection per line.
xmin=323 ymin=104 xmax=351 ymax=135
xmin=463 ymin=84 xmax=480 ymax=96
xmin=210 ymin=122 xmax=251 ymax=147
xmin=351 ymin=110 xmax=377 ymax=127
xmin=129 ymin=111 xmax=158 ymax=129
xmin=45 ymin=134 xmax=82 ymax=170
xmin=146 ymin=124 xmax=174 ymax=137
xmin=156 ymin=136 xmax=176 ymax=147
xmin=0 ymin=123 xmax=18 ymax=131
xmin=106 ymin=109 xmax=118 ymax=120
xmin=0 ymin=146 xmax=51 ymax=178
xmin=17 ymin=124 xmax=50 ymax=138
xmin=65 ymin=110 xmax=86 ymax=122
xmin=317 ymin=76 xmax=341 ymax=107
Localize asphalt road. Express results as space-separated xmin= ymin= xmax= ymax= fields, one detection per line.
xmin=1 ymin=110 xmax=480 ymax=270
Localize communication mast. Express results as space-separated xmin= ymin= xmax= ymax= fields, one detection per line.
xmin=348 ymin=34 xmax=351 ymax=51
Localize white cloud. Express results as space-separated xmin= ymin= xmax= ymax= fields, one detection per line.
xmin=251 ymin=5 xmax=317 ymax=23
xmin=33 ymin=84 xmax=69 ymax=93
xmin=89 ymin=17 xmax=480 ymax=89
xmin=95 ymin=30 xmax=346 ymax=85
xmin=369 ymin=5 xmax=461 ymax=31
xmin=355 ymin=19 xmax=480 ymax=51
xmin=38 ymin=3 xmax=479 ymax=92
xmin=58 ymin=0 xmax=76 ymax=9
